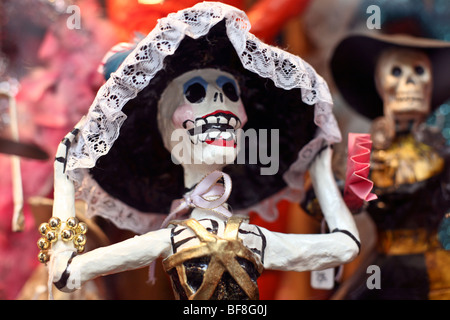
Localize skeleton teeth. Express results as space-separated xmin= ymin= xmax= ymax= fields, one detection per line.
xmin=229 ymin=118 xmax=237 ymax=128
xmin=218 ymin=116 xmax=228 ymax=124
xmin=208 ymin=131 xmax=220 ymax=139
xmin=396 ymin=97 xmax=422 ymax=101
xmin=220 ymin=131 xmax=232 ymax=140
xmin=199 ymin=133 xmax=208 ymax=142
xmin=195 ymin=119 xmax=206 ymax=127
xmin=189 ymin=135 xmax=198 ymax=145
xmin=184 ymin=120 xmax=194 ymax=130
xmin=206 ymin=116 xmax=217 ymax=124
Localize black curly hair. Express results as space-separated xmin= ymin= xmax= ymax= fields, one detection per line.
xmin=90 ymin=20 xmax=318 ymax=214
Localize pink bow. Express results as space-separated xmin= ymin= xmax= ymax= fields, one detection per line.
xmin=161 ymin=170 xmax=232 ymax=227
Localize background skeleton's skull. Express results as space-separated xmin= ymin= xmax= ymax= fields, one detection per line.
xmin=375 ymin=48 xmax=433 ymax=131
xmin=158 ymin=69 xmax=247 ymax=169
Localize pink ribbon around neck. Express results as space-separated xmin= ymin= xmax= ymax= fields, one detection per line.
xmin=148 ymin=170 xmax=233 ymax=285
xmin=160 ymin=170 xmax=233 ymax=228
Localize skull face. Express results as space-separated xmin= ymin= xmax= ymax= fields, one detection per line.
xmin=158 ymin=69 xmax=247 ymax=167
xmin=375 ymin=48 xmax=433 ymax=129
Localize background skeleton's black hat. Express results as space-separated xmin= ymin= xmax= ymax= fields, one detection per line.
xmin=331 ymin=33 xmax=450 ymax=120
xmin=65 ymin=2 xmax=341 ymax=233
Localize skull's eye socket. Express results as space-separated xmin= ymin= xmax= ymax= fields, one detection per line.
xmin=415 ymin=65 xmax=425 ymax=76
xmin=222 ymin=82 xmax=239 ymax=102
xmin=391 ymin=66 xmax=402 ymax=77
xmin=185 ymin=82 xmax=206 ymax=103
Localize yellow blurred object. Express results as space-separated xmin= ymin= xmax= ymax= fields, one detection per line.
xmin=371 ymin=134 xmax=444 ymax=188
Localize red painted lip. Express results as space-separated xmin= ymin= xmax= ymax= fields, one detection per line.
xmin=205 ymin=138 xmax=236 ymax=148
xmin=195 ymin=110 xmax=239 ymax=148
xmin=201 ymin=110 xmax=238 ymax=119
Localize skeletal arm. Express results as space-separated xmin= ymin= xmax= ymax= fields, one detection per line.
xmin=50 ymin=118 xmax=85 ymax=281
xmin=263 ymin=146 xmax=360 ymax=272
xmin=309 ymin=146 xmax=359 ymax=236
xmin=53 ymin=228 xmax=172 ymax=292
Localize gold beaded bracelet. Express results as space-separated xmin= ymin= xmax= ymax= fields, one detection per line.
xmin=37 ymin=217 xmax=88 ymax=264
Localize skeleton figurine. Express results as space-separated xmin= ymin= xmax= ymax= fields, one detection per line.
xmin=331 ymin=33 xmax=450 ymax=299
xmin=40 ymin=3 xmax=362 ymax=300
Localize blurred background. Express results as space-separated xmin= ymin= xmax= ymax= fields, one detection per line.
xmin=1 ymin=0 xmax=449 ymax=300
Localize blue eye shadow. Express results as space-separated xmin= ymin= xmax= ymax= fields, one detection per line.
xmin=183 ymin=76 xmax=208 ymax=94
xmin=216 ymin=76 xmax=238 ymax=92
